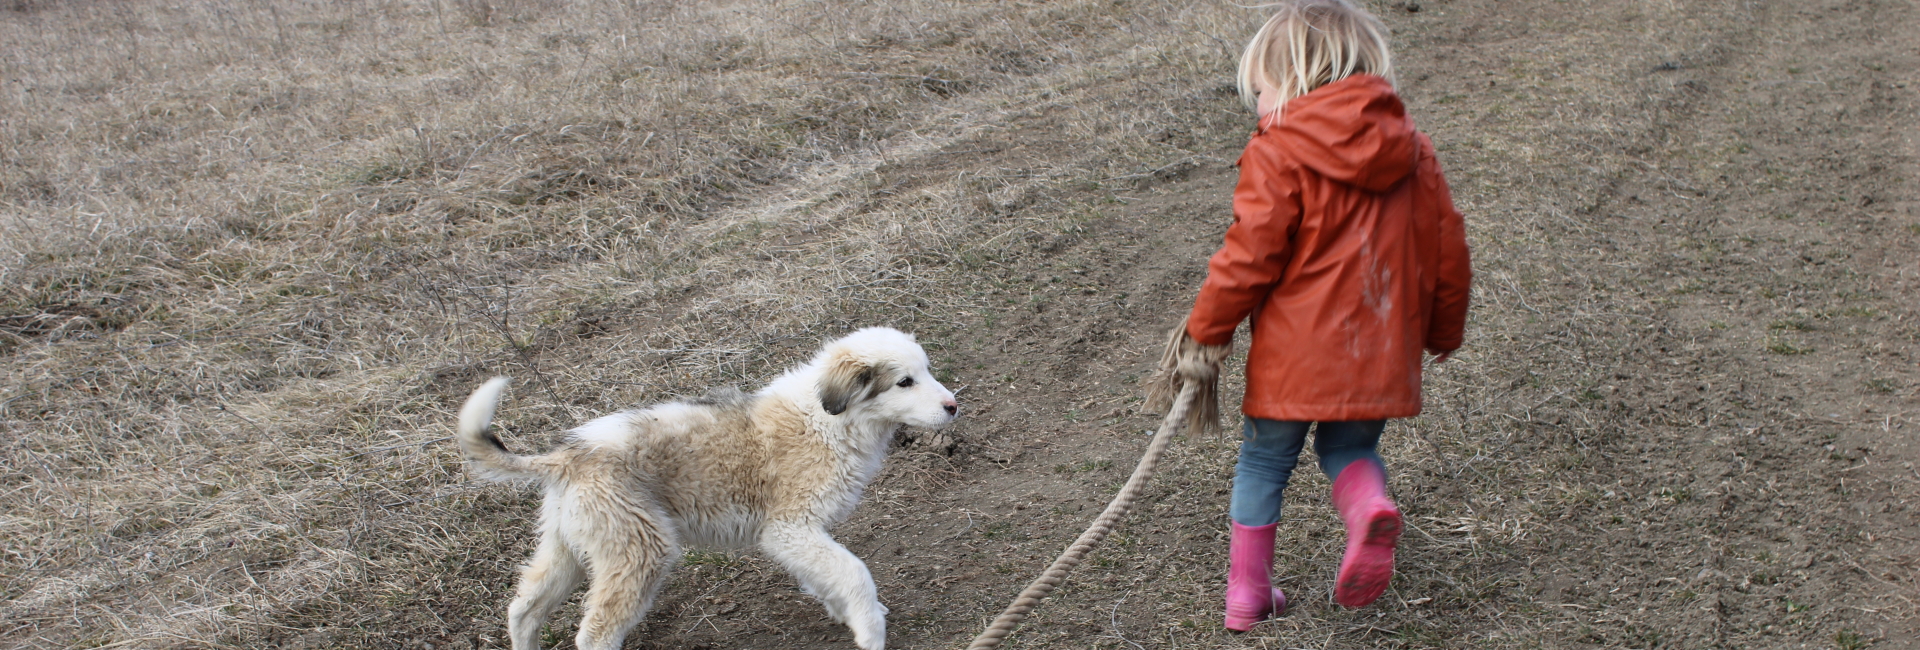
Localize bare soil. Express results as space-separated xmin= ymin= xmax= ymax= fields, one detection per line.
xmin=2 ymin=0 xmax=1916 ymax=649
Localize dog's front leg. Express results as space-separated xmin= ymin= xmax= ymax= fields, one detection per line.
xmin=761 ymin=522 xmax=888 ymax=650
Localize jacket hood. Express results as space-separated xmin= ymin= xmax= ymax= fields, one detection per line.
xmin=1266 ymin=74 xmax=1417 ymax=192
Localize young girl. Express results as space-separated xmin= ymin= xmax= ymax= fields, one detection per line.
xmin=1158 ymin=0 xmax=1471 ymax=630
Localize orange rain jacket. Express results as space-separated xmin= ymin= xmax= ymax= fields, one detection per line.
xmin=1186 ymin=74 xmax=1471 ymax=422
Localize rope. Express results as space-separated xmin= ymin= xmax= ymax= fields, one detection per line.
xmin=964 ymin=382 xmax=1201 ymax=650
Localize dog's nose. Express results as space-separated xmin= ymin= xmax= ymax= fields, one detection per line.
xmin=942 ymin=400 xmax=958 ymax=416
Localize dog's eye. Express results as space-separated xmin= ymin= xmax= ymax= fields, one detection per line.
xmin=896 ymin=377 xmax=915 ymax=388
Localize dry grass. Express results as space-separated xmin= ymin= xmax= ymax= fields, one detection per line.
xmin=0 ymin=0 xmax=1252 ymax=646
xmin=5 ymin=0 xmax=1916 ymax=648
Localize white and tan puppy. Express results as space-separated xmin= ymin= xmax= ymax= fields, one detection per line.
xmin=455 ymin=327 xmax=958 ymax=650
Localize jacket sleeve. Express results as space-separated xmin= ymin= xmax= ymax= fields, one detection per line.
xmin=1186 ymin=140 xmax=1302 ymax=346
xmin=1421 ymin=143 xmax=1471 ymax=352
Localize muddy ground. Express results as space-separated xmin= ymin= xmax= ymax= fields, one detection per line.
xmin=2 ymin=0 xmax=1916 ymax=648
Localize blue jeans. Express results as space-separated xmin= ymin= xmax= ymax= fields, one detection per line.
xmin=1229 ymin=418 xmax=1386 ymax=527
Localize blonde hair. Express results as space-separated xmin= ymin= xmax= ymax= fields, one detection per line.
xmin=1237 ymin=0 xmax=1395 ymax=116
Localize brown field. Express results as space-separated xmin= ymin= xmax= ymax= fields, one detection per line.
xmin=2 ymin=0 xmax=1916 ymax=648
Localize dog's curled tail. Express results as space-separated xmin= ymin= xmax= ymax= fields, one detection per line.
xmin=456 ymin=377 xmax=546 ymax=482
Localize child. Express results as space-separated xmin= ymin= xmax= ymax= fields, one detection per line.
xmin=1150 ymin=0 xmax=1471 ymax=630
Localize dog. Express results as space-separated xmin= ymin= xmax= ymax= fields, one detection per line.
xmin=454 ymin=327 xmax=957 ymax=650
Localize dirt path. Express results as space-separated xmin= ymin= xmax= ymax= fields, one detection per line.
xmin=601 ymin=1 xmax=1920 ymax=648
xmin=777 ymin=1 xmax=1920 ymax=648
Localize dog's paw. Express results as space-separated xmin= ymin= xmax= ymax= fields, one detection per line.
xmin=849 ymin=603 xmax=886 ymax=649
xmin=853 ymin=626 xmax=886 ymax=650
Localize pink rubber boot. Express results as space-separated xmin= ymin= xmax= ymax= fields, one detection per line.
xmin=1224 ymin=521 xmax=1287 ymax=631
xmin=1330 ymin=459 xmax=1401 ymax=608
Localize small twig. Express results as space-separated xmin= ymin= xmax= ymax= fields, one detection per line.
xmin=941 ymin=511 xmax=978 ymax=541
xmin=1403 ymin=517 xmax=1445 ymax=545
xmin=1109 ymin=595 xmax=1145 ymax=650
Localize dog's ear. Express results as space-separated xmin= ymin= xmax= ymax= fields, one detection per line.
xmin=819 ymin=351 xmax=874 ymax=415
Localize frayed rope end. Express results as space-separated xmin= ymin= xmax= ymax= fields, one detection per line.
xmin=1142 ymin=320 xmax=1231 ymax=436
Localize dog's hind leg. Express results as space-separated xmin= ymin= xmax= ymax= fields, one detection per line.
xmin=571 ymin=500 xmax=680 ymax=650
xmin=761 ymin=522 xmax=888 ymax=650
xmin=507 ymin=531 xmax=584 ymax=650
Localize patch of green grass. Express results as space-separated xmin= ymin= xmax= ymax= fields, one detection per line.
xmin=345 ymin=157 xmax=430 ymax=185
xmin=1392 ymin=622 xmax=1449 ymax=647
xmin=683 ymin=549 xmax=739 ymax=567
xmin=1053 ymin=459 xmax=1112 ymax=474
xmin=1836 ymin=629 xmax=1870 ymax=650
xmin=1766 ymin=338 xmax=1813 ymax=355
xmin=73 ymin=633 xmax=121 ymax=649
xmin=1863 ymin=379 xmax=1899 ymax=394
